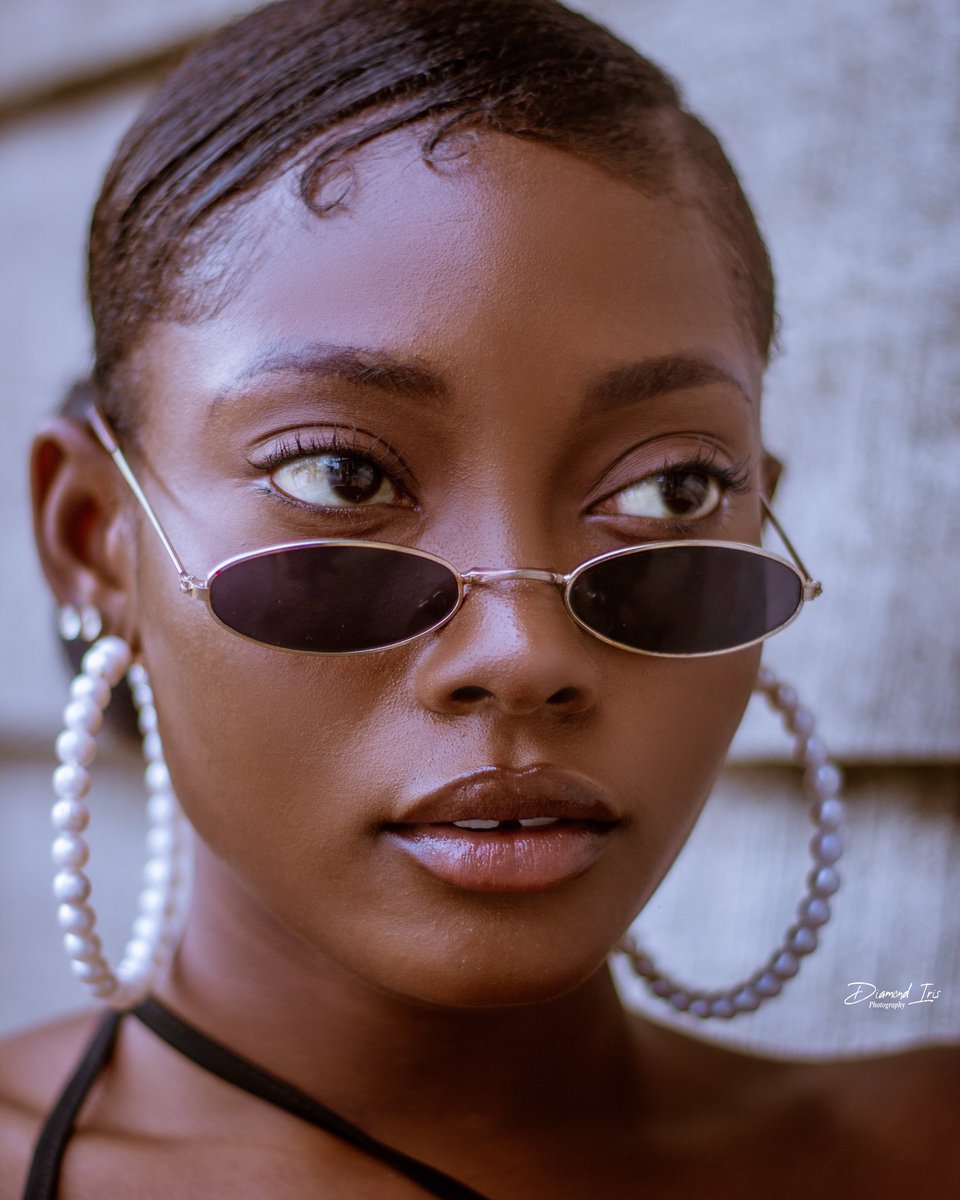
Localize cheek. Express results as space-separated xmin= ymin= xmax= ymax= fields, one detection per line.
xmin=136 ymin=577 xmax=400 ymax=867
xmin=576 ymin=646 xmax=761 ymax=920
xmin=146 ymin=643 xmax=393 ymax=830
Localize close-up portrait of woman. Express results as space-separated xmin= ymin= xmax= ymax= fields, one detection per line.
xmin=1 ymin=0 xmax=958 ymax=1196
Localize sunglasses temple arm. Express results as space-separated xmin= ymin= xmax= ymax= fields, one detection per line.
xmin=85 ymin=404 xmax=199 ymax=592
xmin=759 ymin=495 xmax=821 ymax=598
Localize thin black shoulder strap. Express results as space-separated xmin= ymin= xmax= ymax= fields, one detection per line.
xmin=22 ymin=1009 xmax=124 ymax=1200
xmin=131 ymin=997 xmax=491 ymax=1200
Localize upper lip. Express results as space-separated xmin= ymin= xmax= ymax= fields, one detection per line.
xmin=387 ymin=765 xmax=621 ymax=826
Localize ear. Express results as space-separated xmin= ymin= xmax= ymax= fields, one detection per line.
xmin=760 ymin=448 xmax=783 ymax=514
xmin=31 ymin=415 xmax=140 ymax=650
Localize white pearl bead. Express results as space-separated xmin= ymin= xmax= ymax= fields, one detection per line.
xmin=53 ymin=763 xmax=92 ymax=800
xmin=146 ymin=792 xmax=175 ymax=823
xmin=143 ymin=730 xmax=164 ymax=762
xmin=731 ymin=991 xmax=758 ymax=1015
xmin=79 ymin=606 xmax=103 ymax=642
xmin=81 ymin=636 xmax=132 ymax=686
xmin=142 ymin=857 xmax=175 ymax=888
xmin=787 ymin=925 xmax=818 ymax=955
xmin=650 ymin=977 xmax=672 ymax=998
xmin=90 ymin=976 xmax=119 ymax=999
xmin=813 ymin=798 xmax=844 ymax=828
xmin=58 ymin=605 xmax=83 ymax=641
xmin=57 ymin=902 xmax=95 ymax=932
xmin=137 ymin=886 xmax=170 ymax=917
xmin=787 ymin=707 xmax=816 ymax=737
xmin=798 ymin=896 xmax=831 ymax=927
xmin=137 ymin=705 xmax=158 ymax=734
xmin=755 ymin=666 xmax=777 ymax=690
xmin=799 ymin=734 xmax=827 ymax=768
xmin=807 ymin=865 xmax=841 ymax=896
xmin=53 ymin=869 xmax=91 ymax=904
xmin=127 ymin=662 xmax=148 ymax=689
xmin=71 ymin=957 xmax=109 ymax=982
xmin=52 ymin=833 xmax=90 ymax=869
xmin=123 ymin=937 xmax=158 ymax=964
xmin=62 ymin=698 xmax=104 ymax=735
xmin=51 ymin=798 xmax=90 ymax=833
xmin=132 ymin=913 xmax=162 ymax=942
xmin=116 ymin=960 xmax=151 ymax=988
xmin=146 ymin=825 xmax=175 ymax=857
xmin=753 ymin=971 xmax=783 ymax=997
xmin=130 ymin=685 xmax=154 ymax=711
xmin=774 ymin=684 xmax=798 ymax=711
xmin=625 ymin=948 xmax=654 ymax=977
xmin=145 ymin=762 xmax=171 ymax=793
xmin=809 ymin=763 xmax=843 ymax=797
xmin=55 ymin=729 xmax=97 ymax=767
xmin=709 ymin=996 xmax=735 ymax=1018
xmin=63 ymin=931 xmax=103 ymax=961
xmin=70 ymin=674 xmax=110 ymax=708
xmin=688 ymin=998 xmax=711 ymax=1017
xmin=771 ymin=951 xmax=800 ymax=979
xmin=753 ymin=969 xmax=782 ymax=998
xmin=812 ymin=830 xmax=843 ymax=865
xmin=667 ymin=991 xmax=691 ymax=1011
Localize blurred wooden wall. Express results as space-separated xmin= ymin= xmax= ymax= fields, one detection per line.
xmin=1 ymin=0 xmax=957 ymax=1053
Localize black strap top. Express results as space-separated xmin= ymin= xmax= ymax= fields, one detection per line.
xmin=22 ymin=998 xmax=490 ymax=1200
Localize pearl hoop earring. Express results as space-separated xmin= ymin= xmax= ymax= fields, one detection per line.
xmin=52 ymin=619 xmax=192 ymax=1008
xmin=616 ymin=666 xmax=845 ymax=1019
xmin=57 ymin=603 xmax=103 ymax=643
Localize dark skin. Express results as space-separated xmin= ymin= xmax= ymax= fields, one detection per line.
xmin=3 ymin=130 xmax=957 ymax=1198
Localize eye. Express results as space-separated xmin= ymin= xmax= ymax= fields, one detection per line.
xmin=272 ymin=452 xmax=402 ymax=507
xmin=603 ymin=467 xmax=724 ymax=521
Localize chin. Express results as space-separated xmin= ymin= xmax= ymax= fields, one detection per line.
xmin=356 ymin=934 xmax=616 ymax=1011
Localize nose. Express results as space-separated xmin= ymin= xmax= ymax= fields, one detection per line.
xmin=412 ymin=573 xmax=603 ymax=718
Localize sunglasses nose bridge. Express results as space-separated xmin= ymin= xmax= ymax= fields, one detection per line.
xmin=461 ymin=568 xmax=567 ymax=588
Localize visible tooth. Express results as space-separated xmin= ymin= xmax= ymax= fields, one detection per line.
xmin=518 ymin=817 xmax=559 ymax=827
xmin=452 ymin=819 xmax=501 ymax=830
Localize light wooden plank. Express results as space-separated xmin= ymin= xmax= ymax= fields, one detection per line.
xmin=1 ymin=1 xmax=957 ymax=756
xmin=615 ymin=765 xmax=960 ymax=1056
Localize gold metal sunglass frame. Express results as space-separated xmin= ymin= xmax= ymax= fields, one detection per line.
xmin=87 ymin=404 xmax=821 ymax=659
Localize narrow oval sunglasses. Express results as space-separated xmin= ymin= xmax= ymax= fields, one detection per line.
xmin=87 ymin=406 xmax=821 ymax=658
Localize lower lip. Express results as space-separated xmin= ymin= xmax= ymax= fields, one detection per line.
xmin=382 ymin=822 xmax=615 ymax=892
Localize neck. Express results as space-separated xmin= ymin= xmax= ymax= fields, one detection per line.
xmin=152 ymin=841 xmax=646 ymax=1145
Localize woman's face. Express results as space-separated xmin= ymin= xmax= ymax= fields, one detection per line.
xmin=123 ymin=128 xmax=767 ymax=1007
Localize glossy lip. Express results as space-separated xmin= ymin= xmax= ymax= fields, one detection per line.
xmin=382 ymin=765 xmax=621 ymax=893
xmin=388 ymin=764 xmax=621 ymax=825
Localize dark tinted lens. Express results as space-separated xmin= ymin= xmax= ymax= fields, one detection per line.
xmin=568 ymin=545 xmax=802 ymax=655
xmin=209 ymin=544 xmax=460 ymax=652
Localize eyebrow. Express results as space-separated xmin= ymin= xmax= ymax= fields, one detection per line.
xmin=210 ymin=342 xmax=750 ymax=417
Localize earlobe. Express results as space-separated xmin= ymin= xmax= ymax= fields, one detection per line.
xmin=31 ymin=415 xmax=139 ymax=648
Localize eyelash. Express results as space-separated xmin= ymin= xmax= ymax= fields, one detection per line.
xmin=650 ymin=447 xmax=753 ymax=491
xmin=254 ymin=429 xmax=414 ymax=509
xmin=597 ymin=445 xmax=755 ymax=534
xmin=254 ymin=433 xmax=755 ymax=529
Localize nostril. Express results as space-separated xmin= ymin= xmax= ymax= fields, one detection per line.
xmin=548 ymin=687 xmax=580 ymax=706
xmin=451 ymin=685 xmax=489 ymax=703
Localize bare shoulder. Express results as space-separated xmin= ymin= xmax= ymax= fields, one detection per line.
xmin=806 ymin=1040 xmax=960 ymax=1137
xmin=748 ymin=1037 xmax=960 ymax=1184
xmin=627 ymin=1012 xmax=960 ymax=1189
xmin=0 ymin=1009 xmax=103 ymax=1199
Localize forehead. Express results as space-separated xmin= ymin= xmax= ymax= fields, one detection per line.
xmin=135 ymin=128 xmax=762 ymax=422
